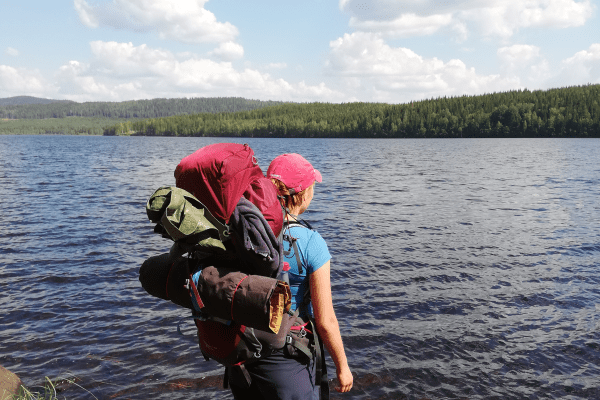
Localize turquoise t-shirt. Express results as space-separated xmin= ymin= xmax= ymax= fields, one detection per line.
xmin=283 ymin=225 xmax=331 ymax=317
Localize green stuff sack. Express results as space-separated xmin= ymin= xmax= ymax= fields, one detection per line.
xmin=146 ymin=186 xmax=226 ymax=253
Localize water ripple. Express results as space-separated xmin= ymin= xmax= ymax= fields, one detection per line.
xmin=1 ymin=136 xmax=600 ymax=399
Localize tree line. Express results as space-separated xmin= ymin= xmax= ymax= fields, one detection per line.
xmin=0 ymin=97 xmax=283 ymax=119
xmin=0 ymin=117 xmax=131 ymax=136
xmin=103 ymin=85 xmax=600 ymax=138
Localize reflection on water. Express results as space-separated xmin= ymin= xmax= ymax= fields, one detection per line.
xmin=1 ymin=136 xmax=599 ymax=399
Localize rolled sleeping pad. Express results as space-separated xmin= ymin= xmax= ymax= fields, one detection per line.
xmin=139 ymin=253 xmax=172 ymax=301
xmin=139 ymin=252 xmax=194 ymax=309
xmin=139 ymin=254 xmax=292 ymax=334
xmin=196 ymin=266 xmax=291 ymax=334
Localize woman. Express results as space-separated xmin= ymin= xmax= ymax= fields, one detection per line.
xmin=228 ymin=153 xmax=353 ymax=399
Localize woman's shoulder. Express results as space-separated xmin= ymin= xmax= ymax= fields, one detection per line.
xmin=286 ymin=222 xmax=319 ymax=237
xmin=287 ymin=224 xmax=327 ymax=249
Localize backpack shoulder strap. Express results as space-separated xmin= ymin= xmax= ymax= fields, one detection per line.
xmin=282 ymin=219 xmax=318 ymax=317
xmin=282 ymin=221 xmax=306 ymax=275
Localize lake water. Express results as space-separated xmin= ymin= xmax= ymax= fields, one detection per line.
xmin=1 ymin=135 xmax=600 ymax=399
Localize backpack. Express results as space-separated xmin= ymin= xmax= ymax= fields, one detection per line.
xmin=139 ymin=143 xmax=323 ymax=390
xmin=174 ymin=142 xmax=282 ymax=239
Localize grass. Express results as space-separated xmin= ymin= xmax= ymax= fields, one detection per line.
xmin=12 ymin=375 xmax=97 ymax=400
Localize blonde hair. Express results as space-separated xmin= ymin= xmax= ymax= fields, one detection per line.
xmin=270 ymin=178 xmax=309 ymax=211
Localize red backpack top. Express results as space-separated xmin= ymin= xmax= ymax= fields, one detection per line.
xmin=174 ymin=143 xmax=283 ymax=237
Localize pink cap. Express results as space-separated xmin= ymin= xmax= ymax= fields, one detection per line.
xmin=267 ymin=153 xmax=322 ymax=194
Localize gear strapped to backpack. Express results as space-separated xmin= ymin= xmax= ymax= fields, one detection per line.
xmin=138 ymin=143 xmax=328 ymax=397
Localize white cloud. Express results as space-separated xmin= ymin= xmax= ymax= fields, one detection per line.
xmin=209 ymin=41 xmax=244 ymax=61
xmin=558 ymin=43 xmax=600 ymax=85
xmin=564 ymin=43 xmax=600 ymax=64
xmin=498 ymin=44 xmax=542 ymax=70
xmin=498 ymin=44 xmax=551 ymax=86
xmin=50 ymin=41 xmax=344 ymax=102
xmin=460 ymin=0 xmax=594 ymax=39
xmin=451 ymin=20 xmax=469 ymax=42
xmin=55 ymin=60 xmax=115 ymax=100
xmin=515 ymin=0 xmax=592 ymax=28
xmin=349 ymin=13 xmax=454 ymax=37
xmin=89 ymin=41 xmax=174 ymax=76
xmin=340 ymin=0 xmax=594 ymax=39
xmin=326 ymin=32 xmax=519 ymax=102
xmin=6 ymin=47 xmax=20 ymax=57
xmin=0 ymin=65 xmax=49 ymax=97
xmin=74 ymin=0 xmax=239 ymax=44
xmin=338 ymin=0 xmax=351 ymax=11
xmin=74 ymin=0 xmax=99 ymax=28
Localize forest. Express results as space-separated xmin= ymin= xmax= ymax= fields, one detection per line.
xmin=0 ymin=97 xmax=283 ymax=119
xmin=0 ymin=97 xmax=284 ymax=135
xmin=103 ymin=85 xmax=600 ymax=138
xmin=0 ymin=117 xmax=132 ymax=136
xmin=2 ymin=85 xmax=599 ymax=137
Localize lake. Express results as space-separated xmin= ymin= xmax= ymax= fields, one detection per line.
xmin=1 ymin=135 xmax=599 ymax=399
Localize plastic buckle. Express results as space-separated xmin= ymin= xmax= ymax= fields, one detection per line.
xmin=222 ymin=225 xmax=231 ymax=239
xmin=286 ymin=335 xmax=293 ymax=344
xmin=193 ymin=313 xmax=208 ymax=322
xmin=299 ymin=326 xmax=306 ymax=338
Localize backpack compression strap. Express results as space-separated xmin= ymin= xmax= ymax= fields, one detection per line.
xmin=310 ymin=318 xmax=330 ymax=400
xmin=223 ymin=363 xmax=252 ymax=390
xmin=184 ymin=253 xmax=205 ymax=309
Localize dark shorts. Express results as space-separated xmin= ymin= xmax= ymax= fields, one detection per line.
xmin=228 ymin=350 xmax=319 ymax=400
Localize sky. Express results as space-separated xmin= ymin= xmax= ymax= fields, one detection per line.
xmin=1 ymin=0 xmax=599 ymax=104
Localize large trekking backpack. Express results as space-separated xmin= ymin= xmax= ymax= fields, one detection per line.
xmin=174 ymin=142 xmax=283 ymax=239
xmin=139 ymin=143 xmax=319 ymax=388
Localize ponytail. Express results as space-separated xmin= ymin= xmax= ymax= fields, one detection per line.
xmin=270 ymin=179 xmax=307 ymax=211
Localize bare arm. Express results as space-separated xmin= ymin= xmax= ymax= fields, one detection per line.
xmin=310 ymin=260 xmax=353 ymax=393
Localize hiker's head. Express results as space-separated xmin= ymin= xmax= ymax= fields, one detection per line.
xmin=268 ymin=153 xmax=321 ymax=214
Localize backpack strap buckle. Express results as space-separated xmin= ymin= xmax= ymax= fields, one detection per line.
xmin=298 ymin=326 xmax=307 ymax=338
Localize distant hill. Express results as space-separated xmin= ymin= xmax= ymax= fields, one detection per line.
xmin=0 ymin=97 xmax=284 ymax=119
xmin=0 ymin=96 xmax=74 ymax=106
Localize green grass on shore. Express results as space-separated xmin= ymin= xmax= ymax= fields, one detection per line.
xmin=12 ymin=376 xmax=97 ymax=400
xmin=13 ymin=378 xmax=57 ymax=400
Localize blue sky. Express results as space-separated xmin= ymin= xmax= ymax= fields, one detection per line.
xmin=1 ymin=0 xmax=599 ymax=104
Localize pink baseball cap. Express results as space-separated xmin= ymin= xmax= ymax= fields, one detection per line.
xmin=267 ymin=153 xmax=322 ymax=195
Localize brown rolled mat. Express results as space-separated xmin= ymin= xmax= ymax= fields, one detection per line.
xmin=197 ymin=266 xmax=292 ymax=334
xmin=140 ymin=254 xmax=292 ymax=334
